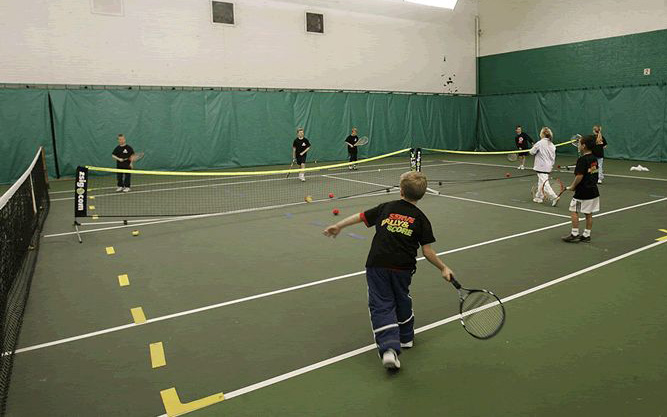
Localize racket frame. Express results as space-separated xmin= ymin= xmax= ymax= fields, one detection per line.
xmin=450 ymin=277 xmax=505 ymax=340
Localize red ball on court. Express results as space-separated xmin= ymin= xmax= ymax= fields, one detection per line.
xmin=328 ymin=193 xmax=334 ymax=198
xmin=332 ymin=208 xmax=340 ymax=216
xmin=505 ymin=173 xmax=511 ymax=178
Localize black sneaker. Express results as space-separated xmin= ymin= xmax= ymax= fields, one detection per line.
xmin=578 ymin=235 xmax=591 ymax=243
xmin=561 ymin=234 xmax=580 ymax=243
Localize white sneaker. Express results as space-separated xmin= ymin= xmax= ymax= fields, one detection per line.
xmin=123 ymin=187 xmax=131 ymax=192
xmin=400 ymin=341 xmax=413 ymax=348
xmin=551 ymin=197 xmax=560 ymax=207
xmin=381 ymin=349 xmax=400 ymax=370
xmin=597 ymin=180 xmax=602 ymax=184
xmin=299 ymin=177 xmax=306 ymax=182
xmin=116 ymin=187 xmax=123 ymax=192
xmin=533 ymin=197 xmax=543 ymax=203
xmin=519 ymin=165 xmax=525 ymax=170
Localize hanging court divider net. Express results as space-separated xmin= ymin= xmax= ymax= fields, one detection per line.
xmin=0 ymin=148 xmax=50 ymax=415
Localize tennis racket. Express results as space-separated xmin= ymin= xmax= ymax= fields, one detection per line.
xmin=129 ymin=152 xmax=144 ymax=169
xmin=541 ymin=176 xmax=565 ymax=203
xmin=450 ymin=276 xmax=505 ymax=339
xmin=286 ymin=159 xmax=296 ymax=179
xmin=570 ymin=134 xmax=582 ymax=148
xmin=506 ymin=152 xmax=518 ymax=162
xmin=355 ymin=136 xmax=369 ymax=146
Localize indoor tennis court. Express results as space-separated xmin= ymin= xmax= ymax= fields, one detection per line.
xmin=2 ymin=1 xmax=667 ymax=416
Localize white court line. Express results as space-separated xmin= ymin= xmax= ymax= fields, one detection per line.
xmin=212 ymin=238 xmax=667 ymax=406
xmin=429 ymin=191 xmax=571 ymax=219
xmin=17 ymin=196 xmax=667 ymax=355
xmin=439 ymin=159 xmax=667 ymax=182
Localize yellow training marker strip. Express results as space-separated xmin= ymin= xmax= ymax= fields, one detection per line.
xmin=130 ymin=307 xmax=147 ymax=324
xmin=89 ymin=205 xmax=95 ymax=210
xmin=89 ymin=195 xmax=95 ymax=199
xmin=149 ymin=342 xmax=166 ymax=368
xmin=160 ymin=388 xmax=224 ymax=417
xmin=118 ymin=274 xmax=130 ymax=286
xmin=92 ymin=215 xmax=99 ymax=220
xmin=105 ymin=246 xmax=115 ymax=255
xmin=657 ymin=229 xmax=667 ymax=241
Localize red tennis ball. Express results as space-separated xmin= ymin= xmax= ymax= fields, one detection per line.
xmin=505 ymin=173 xmax=511 ymax=178
xmin=328 ymin=193 xmax=334 ymax=198
xmin=332 ymin=209 xmax=340 ymax=215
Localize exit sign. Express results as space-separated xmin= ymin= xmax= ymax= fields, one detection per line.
xmin=644 ymin=68 xmax=651 ymax=75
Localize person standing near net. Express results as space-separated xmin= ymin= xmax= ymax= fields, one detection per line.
xmin=515 ymin=125 xmax=534 ymax=170
xmin=592 ymin=124 xmax=607 ymax=184
xmin=345 ymin=127 xmax=360 ymax=170
xmin=292 ymin=128 xmax=311 ymax=182
xmin=562 ymin=135 xmax=600 ymax=243
xmin=322 ymin=171 xmax=454 ymax=371
xmin=111 ymin=133 xmax=134 ymax=192
xmin=530 ymin=127 xmax=559 ymax=206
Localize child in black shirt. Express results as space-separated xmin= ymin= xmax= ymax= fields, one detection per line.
xmin=562 ymin=135 xmax=600 ymax=243
xmin=323 ymin=171 xmax=453 ymax=370
xmin=111 ymin=134 xmax=134 ymax=192
xmin=344 ymin=127 xmax=359 ymax=170
xmin=515 ymin=125 xmax=534 ymax=170
xmin=292 ymin=128 xmax=311 ymax=182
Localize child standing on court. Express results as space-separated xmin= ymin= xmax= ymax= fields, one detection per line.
xmin=515 ymin=125 xmax=534 ymax=170
xmin=292 ymin=127 xmax=311 ymax=182
xmin=322 ymin=171 xmax=453 ymax=370
xmin=529 ymin=127 xmax=559 ymax=206
xmin=562 ymin=134 xmax=600 ymax=243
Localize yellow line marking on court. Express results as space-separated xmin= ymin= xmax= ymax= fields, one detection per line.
xmin=92 ymin=215 xmax=99 ymax=220
xmin=160 ymin=388 xmax=224 ymax=417
xmin=118 ymin=274 xmax=130 ymax=286
xmin=105 ymin=246 xmax=115 ymax=255
xmin=89 ymin=205 xmax=95 ymax=210
xmin=130 ymin=307 xmax=147 ymax=324
xmin=656 ymin=229 xmax=667 ymax=241
xmin=150 ymin=342 xmax=166 ymax=368
xmin=89 ymin=196 xmax=95 ymax=199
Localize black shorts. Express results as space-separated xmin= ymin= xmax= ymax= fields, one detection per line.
xmin=295 ymin=154 xmax=307 ymax=165
xmin=517 ymin=150 xmax=529 ymax=156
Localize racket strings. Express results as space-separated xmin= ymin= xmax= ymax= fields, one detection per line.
xmin=461 ymin=291 xmax=505 ymax=339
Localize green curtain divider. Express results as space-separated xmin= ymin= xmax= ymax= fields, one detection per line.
xmin=0 ymin=89 xmax=55 ymax=183
xmin=40 ymin=90 xmax=478 ymax=179
xmin=478 ymin=85 xmax=667 ymax=162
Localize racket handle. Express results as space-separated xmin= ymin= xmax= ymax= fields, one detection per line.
xmin=449 ymin=276 xmax=462 ymax=289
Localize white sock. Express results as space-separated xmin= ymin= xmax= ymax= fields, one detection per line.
xmin=583 ymin=229 xmax=591 ymax=237
xmin=571 ymin=228 xmax=579 ymax=236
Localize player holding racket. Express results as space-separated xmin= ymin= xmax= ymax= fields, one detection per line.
xmin=292 ymin=128 xmax=311 ymax=182
xmin=111 ymin=133 xmax=134 ymax=192
xmin=529 ymin=127 xmax=559 ymax=206
xmin=562 ymin=135 xmax=600 ymax=243
xmin=345 ymin=127 xmax=360 ymax=170
xmin=322 ymin=171 xmax=454 ymax=370
xmin=515 ymin=125 xmax=534 ymax=170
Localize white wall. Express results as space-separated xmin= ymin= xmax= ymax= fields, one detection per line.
xmin=478 ymin=0 xmax=667 ymax=56
xmin=0 ymin=0 xmax=478 ymax=93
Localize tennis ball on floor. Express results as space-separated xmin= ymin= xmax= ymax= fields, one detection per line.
xmin=505 ymin=173 xmax=511 ymax=178
xmin=132 ymin=230 xmax=139 ymax=236
xmin=333 ymin=208 xmax=340 ymax=215
xmin=328 ymin=193 xmax=334 ymax=198
xmin=305 ymin=195 xmax=313 ymax=203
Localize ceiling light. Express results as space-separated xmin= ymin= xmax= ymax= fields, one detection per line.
xmin=404 ymin=0 xmax=458 ymax=9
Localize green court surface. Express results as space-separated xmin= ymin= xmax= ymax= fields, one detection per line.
xmin=5 ymin=155 xmax=667 ymax=416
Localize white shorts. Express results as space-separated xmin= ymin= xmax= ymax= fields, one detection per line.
xmin=569 ymin=197 xmax=600 ymax=214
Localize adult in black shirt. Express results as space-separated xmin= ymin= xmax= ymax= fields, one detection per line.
xmin=514 ymin=125 xmax=534 ymax=170
xmin=111 ymin=134 xmax=134 ymax=192
xmin=292 ymin=128 xmax=311 ymax=182
xmin=322 ymin=171 xmax=453 ymax=370
xmin=345 ymin=127 xmax=359 ymax=170
xmin=592 ymin=125 xmax=607 ymax=184
xmin=562 ymin=135 xmax=600 ymax=243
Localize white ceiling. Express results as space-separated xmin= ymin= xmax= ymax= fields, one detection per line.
xmin=274 ymin=0 xmax=472 ymax=24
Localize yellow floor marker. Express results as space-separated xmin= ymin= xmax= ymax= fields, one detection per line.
xmin=92 ymin=215 xmax=99 ymax=220
xmin=118 ymin=274 xmax=130 ymax=286
xmin=150 ymin=342 xmax=167 ymax=368
xmin=105 ymin=246 xmax=115 ymax=255
xmin=160 ymin=388 xmax=224 ymax=417
xmin=89 ymin=205 xmax=95 ymax=210
xmin=657 ymin=229 xmax=667 ymax=242
xmin=89 ymin=195 xmax=95 ymax=199
xmin=130 ymin=307 xmax=147 ymax=324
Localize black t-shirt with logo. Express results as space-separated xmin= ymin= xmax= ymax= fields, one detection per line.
xmin=515 ymin=132 xmax=533 ymax=150
xmin=362 ymin=199 xmax=436 ymax=270
xmin=345 ymin=135 xmax=358 ymax=153
xmin=112 ymin=145 xmax=134 ymax=168
xmin=574 ymin=153 xmax=600 ymax=200
xmin=592 ymin=135 xmax=607 ymax=158
xmin=293 ymin=138 xmax=311 ymax=156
